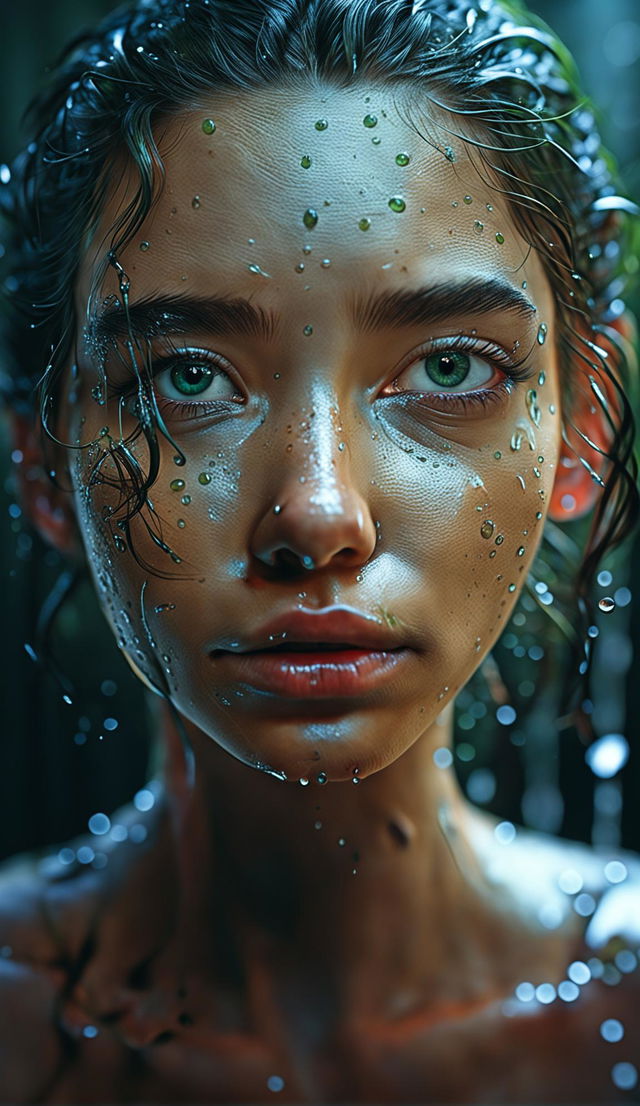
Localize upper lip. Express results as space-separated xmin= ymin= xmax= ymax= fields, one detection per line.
xmin=211 ymin=607 xmax=406 ymax=654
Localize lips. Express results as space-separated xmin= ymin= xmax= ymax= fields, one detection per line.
xmin=208 ymin=607 xmax=413 ymax=699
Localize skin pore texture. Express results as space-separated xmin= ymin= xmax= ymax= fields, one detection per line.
xmin=4 ymin=82 xmax=640 ymax=1104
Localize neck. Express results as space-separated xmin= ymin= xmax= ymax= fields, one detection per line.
xmin=157 ymin=704 xmax=505 ymax=1032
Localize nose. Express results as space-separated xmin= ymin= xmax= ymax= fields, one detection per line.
xmin=249 ymin=409 xmax=377 ymax=574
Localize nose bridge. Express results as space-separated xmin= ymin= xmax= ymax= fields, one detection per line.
xmin=250 ymin=385 xmax=377 ymax=571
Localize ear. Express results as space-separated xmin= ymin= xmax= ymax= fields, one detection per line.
xmin=547 ymin=315 xmax=631 ymax=522
xmin=10 ymin=413 xmax=83 ymax=561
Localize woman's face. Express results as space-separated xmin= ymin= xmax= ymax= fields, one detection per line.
xmin=70 ymin=83 xmax=561 ymax=782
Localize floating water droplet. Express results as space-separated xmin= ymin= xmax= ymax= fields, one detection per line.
xmin=303 ymin=208 xmax=318 ymax=229
xmin=495 ymin=231 xmax=505 ymax=244
xmin=198 ymin=472 xmax=212 ymax=485
xmin=314 ymin=118 xmax=328 ymax=131
xmin=395 ymin=151 xmax=410 ymax=166
xmin=202 ymin=118 xmax=216 ymax=134
xmin=300 ymin=154 xmax=312 ymax=168
xmin=537 ymin=323 xmax=548 ymax=345
xmin=388 ymin=196 xmax=406 ymax=213
xmin=191 ymin=195 xmax=201 ymax=209
xmin=358 ymin=216 xmax=371 ymax=231
xmin=599 ymin=596 xmax=615 ymax=613
xmin=480 ymin=520 xmax=495 ymax=539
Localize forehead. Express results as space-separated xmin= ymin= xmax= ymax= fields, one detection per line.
xmin=82 ymin=82 xmax=545 ymax=304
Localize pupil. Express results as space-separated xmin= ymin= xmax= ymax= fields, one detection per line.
xmin=171 ymin=362 xmax=213 ymax=395
xmin=438 ymin=356 xmax=456 ymax=376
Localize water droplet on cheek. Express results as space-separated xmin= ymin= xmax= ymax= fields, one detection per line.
xmin=480 ymin=520 xmax=495 ymax=539
xmin=170 ymin=479 xmax=185 ymax=492
xmin=198 ymin=472 xmax=212 ymax=485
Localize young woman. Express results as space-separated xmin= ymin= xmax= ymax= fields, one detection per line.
xmin=1 ymin=0 xmax=639 ymax=1101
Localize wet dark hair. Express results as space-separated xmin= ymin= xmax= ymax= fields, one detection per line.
xmin=1 ymin=0 xmax=638 ymax=727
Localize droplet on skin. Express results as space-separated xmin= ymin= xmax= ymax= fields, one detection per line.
xmin=599 ymin=597 xmax=615 ymax=613
xmin=202 ymin=118 xmax=216 ymax=135
xmin=537 ymin=323 xmax=548 ymax=345
xmin=495 ymin=232 xmax=505 ymax=244
xmin=395 ymin=152 xmax=411 ymax=166
xmin=295 ymin=263 xmax=305 ymax=273
xmin=191 ymin=195 xmax=201 ymax=210
xmin=303 ymin=324 xmax=313 ymax=336
xmin=177 ymin=519 xmax=186 ymax=528
xmin=538 ymin=371 xmax=546 ymax=386
xmin=526 ymin=389 xmax=542 ymax=428
xmin=444 ymin=145 xmax=456 ymax=162
xmin=358 ymin=216 xmax=372 ymax=231
xmin=139 ymin=241 xmax=150 ymax=251
xmin=303 ymin=208 xmax=318 ymax=229
xmin=508 ymin=583 xmax=517 ymax=593
xmin=314 ymin=118 xmax=328 ymax=131
xmin=480 ymin=520 xmax=495 ymax=539
xmin=463 ymin=195 xmax=472 ymax=205
xmin=316 ymin=772 xmax=328 ymax=784
xmin=388 ymin=196 xmax=406 ymax=213
xmin=494 ymin=450 xmax=502 ymax=459
xmin=170 ymin=479 xmax=185 ymax=491
xmin=321 ymin=258 xmax=331 ymax=267
xmin=495 ymin=534 xmax=504 ymax=545
xmin=299 ymin=777 xmax=310 ymax=786
xmin=474 ymin=220 xmax=484 ymax=233
xmin=300 ymin=154 xmax=312 ymax=168
xmin=181 ymin=495 xmax=191 ymax=505
xmin=517 ymin=546 xmax=526 ymax=557
xmin=363 ymin=113 xmax=378 ymax=128
xmin=198 ymin=472 xmax=212 ymax=485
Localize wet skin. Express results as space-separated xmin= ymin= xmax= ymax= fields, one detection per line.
xmin=3 ymin=84 xmax=640 ymax=1103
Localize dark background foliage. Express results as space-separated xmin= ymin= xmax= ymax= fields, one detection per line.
xmin=0 ymin=0 xmax=639 ymax=863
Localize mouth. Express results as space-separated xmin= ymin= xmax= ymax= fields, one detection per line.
xmin=211 ymin=644 xmax=412 ymax=698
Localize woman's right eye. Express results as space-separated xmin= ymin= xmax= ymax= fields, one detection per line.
xmin=155 ymin=353 xmax=242 ymax=404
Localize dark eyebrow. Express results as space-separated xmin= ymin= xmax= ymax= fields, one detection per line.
xmin=90 ymin=293 xmax=280 ymax=345
xmin=349 ymin=276 xmax=537 ymax=332
xmin=90 ymin=276 xmax=536 ymax=347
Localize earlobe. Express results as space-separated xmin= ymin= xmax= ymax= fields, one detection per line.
xmin=10 ymin=413 xmax=82 ymax=560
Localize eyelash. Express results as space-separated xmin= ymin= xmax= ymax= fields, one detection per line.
xmin=112 ymin=336 xmax=533 ymax=419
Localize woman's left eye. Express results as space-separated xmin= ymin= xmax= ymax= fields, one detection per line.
xmin=391 ymin=349 xmax=494 ymax=394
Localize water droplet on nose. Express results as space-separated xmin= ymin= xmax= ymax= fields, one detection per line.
xmin=303 ymin=208 xmax=318 ymax=229
xmin=480 ymin=520 xmax=495 ymax=539
xmin=170 ymin=479 xmax=185 ymax=491
xmin=300 ymin=154 xmax=312 ymax=168
xmin=395 ymin=152 xmax=410 ymax=166
xmin=358 ymin=216 xmax=371 ymax=231
xmin=363 ymin=113 xmax=378 ymax=128
xmin=599 ymin=597 xmax=615 ymax=613
xmin=202 ymin=118 xmax=216 ymax=134
xmin=314 ymin=118 xmax=328 ymax=131
xmin=388 ymin=196 xmax=406 ymax=213
xmin=191 ymin=195 xmax=201 ymax=209
xmin=495 ymin=232 xmax=505 ymax=244
xmin=537 ymin=323 xmax=548 ymax=345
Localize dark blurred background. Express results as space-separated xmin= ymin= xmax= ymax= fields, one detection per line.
xmin=0 ymin=0 xmax=639 ymax=864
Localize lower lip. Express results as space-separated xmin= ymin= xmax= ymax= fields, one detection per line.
xmin=211 ymin=648 xmax=411 ymax=697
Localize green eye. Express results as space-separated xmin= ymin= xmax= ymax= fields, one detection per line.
xmin=170 ymin=362 xmax=215 ymax=396
xmin=423 ymin=351 xmax=470 ymax=388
